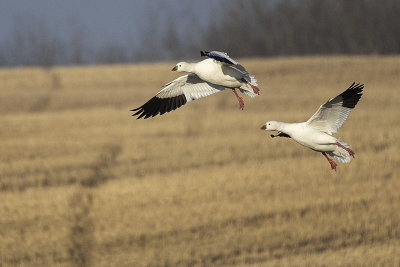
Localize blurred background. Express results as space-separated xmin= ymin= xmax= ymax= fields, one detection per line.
xmin=1 ymin=1 xmax=400 ymax=266
xmin=1 ymin=0 xmax=399 ymax=66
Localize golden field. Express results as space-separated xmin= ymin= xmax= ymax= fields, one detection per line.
xmin=0 ymin=56 xmax=399 ymax=266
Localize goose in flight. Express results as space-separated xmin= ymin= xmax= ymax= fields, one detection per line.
xmin=261 ymin=82 xmax=364 ymax=170
xmin=131 ymin=51 xmax=260 ymax=119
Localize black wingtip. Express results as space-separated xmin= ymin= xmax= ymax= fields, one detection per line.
xmin=131 ymin=95 xmax=188 ymax=120
xmin=341 ymin=82 xmax=364 ymax=109
xmin=271 ymin=132 xmax=291 ymax=138
xmin=348 ymin=82 xmax=364 ymax=92
xmin=200 ymin=51 xmax=209 ymax=57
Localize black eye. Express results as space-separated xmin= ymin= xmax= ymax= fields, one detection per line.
xmin=179 ymin=64 xmax=181 ymax=67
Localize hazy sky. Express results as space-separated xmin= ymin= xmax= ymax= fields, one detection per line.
xmin=0 ymin=0 xmax=213 ymax=46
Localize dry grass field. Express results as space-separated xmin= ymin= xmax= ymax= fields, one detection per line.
xmin=0 ymin=56 xmax=399 ymax=266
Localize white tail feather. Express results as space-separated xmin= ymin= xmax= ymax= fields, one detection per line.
xmin=328 ymin=141 xmax=352 ymax=163
xmin=248 ymin=75 xmax=258 ymax=86
xmin=239 ymin=75 xmax=259 ymax=97
xmin=239 ymin=88 xmax=258 ymax=98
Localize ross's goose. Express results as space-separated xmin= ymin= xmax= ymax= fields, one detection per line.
xmin=260 ymin=82 xmax=364 ymax=170
xmin=131 ymin=51 xmax=259 ymax=119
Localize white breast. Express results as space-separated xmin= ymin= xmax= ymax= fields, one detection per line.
xmin=195 ymin=59 xmax=241 ymax=88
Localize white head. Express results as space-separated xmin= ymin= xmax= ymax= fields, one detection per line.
xmin=171 ymin=62 xmax=192 ymax=73
xmin=260 ymin=121 xmax=280 ymax=131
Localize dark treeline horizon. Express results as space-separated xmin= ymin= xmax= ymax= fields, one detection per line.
xmin=0 ymin=0 xmax=399 ymax=67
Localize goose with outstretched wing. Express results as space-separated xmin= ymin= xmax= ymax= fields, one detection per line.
xmin=261 ymin=82 xmax=364 ymax=170
xmin=131 ymin=51 xmax=260 ymax=119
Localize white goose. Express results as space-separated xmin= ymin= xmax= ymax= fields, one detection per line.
xmin=261 ymin=83 xmax=364 ymax=170
xmin=131 ymin=51 xmax=260 ymax=119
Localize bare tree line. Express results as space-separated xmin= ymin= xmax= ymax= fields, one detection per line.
xmin=0 ymin=0 xmax=399 ymax=67
xmin=202 ymin=0 xmax=400 ymax=57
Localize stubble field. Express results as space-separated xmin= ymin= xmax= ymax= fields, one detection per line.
xmin=0 ymin=56 xmax=399 ymax=266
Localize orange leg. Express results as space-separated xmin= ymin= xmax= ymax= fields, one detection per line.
xmin=336 ymin=142 xmax=355 ymax=158
xmin=248 ymin=83 xmax=260 ymax=95
xmin=232 ymin=89 xmax=244 ymax=110
xmin=322 ymin=152 xmax=337 ymax=171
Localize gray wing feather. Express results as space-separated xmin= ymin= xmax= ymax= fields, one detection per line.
xmin=201 ymin=50 xmax=248 ymax=74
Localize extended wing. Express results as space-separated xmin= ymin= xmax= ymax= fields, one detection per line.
xmin=306 ymin=82 xmax=363 ymax=134
xmin=131 ymin=74 xmax=225 ymax=119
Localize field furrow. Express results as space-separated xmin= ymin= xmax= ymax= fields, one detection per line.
xmin=1 ymin=56 xmax=399 ymax=266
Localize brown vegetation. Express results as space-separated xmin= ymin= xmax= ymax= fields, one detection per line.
xmin=0 ymin=56 xmax=399 ymax=266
